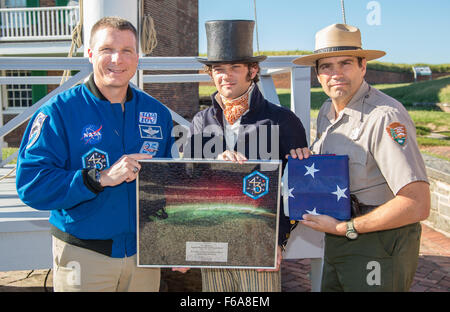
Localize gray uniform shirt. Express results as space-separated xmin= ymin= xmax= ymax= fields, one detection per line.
xmin=311 ymin=80 xmax=428 ymax=206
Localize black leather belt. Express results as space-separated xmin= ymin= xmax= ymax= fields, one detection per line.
xmin=51 ymin=225 xmax=113 ymax=257
xmin=350 ymin=195 xmax=378 ymax=218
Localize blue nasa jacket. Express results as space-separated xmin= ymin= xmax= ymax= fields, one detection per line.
xmin=16 ymin=74 xmax=175 ymax=258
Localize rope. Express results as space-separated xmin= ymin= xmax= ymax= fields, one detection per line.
xmin=140 ymin=0 xmax=157 ymax=55
xmin=253 ymin=0 xmax=260 ymax=55
xmin=0 ymin=166 xmax=16 ymax=182
xmin=140 ymin=15 xmax=157 ymax=54
xmin=44 ymin=268 xmax=52 ymax=292
xmin=60 ymin=0 xmax=84 ymax=85
xmin=340 ymin=0 xmax=347 ymax=24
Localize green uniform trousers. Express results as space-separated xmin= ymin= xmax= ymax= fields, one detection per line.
xmin=321 ymin=222 xmax=421 ymax=292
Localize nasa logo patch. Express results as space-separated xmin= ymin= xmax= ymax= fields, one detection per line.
xmin=139 ymin=125 xmax=163 ymax=140
xmin=139 ymin=112 xmax=157 ymax=125
xmin=81 ymin=124 xmax=103 ymax=145
xmin=82 ymin=148 xmax=109 ymax=170
xmin=139 ymin=141 xmax=159 ymax=156
xmin=26 ymin=112 xmax=48 ymax=149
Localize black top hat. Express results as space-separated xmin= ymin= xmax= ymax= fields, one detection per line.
xmin=197 ymin=20 xmax=267 ymax=65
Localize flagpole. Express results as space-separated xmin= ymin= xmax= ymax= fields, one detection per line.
xmin=341 ymin=0 xmax=347 ymax=24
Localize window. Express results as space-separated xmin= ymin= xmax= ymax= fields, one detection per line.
xmin=4 ymin=0 xmax=27 ymax=8
xmin=4 ymin=70 xmax=32 ymax=109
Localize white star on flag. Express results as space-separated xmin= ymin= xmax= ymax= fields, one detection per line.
xmin=306 ymin=207 xmax=320 ymax=215
xmin=304 ymin=163 xmax=320 ymax=178
xmin=332 ymin=185 xmax=348 ymax=201
xmin=288 ymin=188 xmax=295 ymax=198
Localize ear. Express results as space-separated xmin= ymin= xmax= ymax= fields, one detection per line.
xmin=249 ymin=64 xmax=258 ymax=80
xmin=360 ymin=58 xmax=367 ymax=77
xmin=87 ymin=49 xmax=93 ymax=63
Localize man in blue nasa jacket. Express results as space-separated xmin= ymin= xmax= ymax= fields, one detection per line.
xmin=16 ymin=17 xmax=175 ymax=291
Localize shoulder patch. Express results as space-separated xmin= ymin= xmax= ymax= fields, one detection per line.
xmin=26 ymin=112 xmax=48 ymax=149
xmin=386 ymin=122 xmax=407 ymax=146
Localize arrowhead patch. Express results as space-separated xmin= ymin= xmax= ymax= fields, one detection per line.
xmin=386 ymin=122 xmax=407 ymax=146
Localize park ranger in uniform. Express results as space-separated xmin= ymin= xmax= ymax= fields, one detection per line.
xmin=294 ymin=24 xmax=430 ymax=291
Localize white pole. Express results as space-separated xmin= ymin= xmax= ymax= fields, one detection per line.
xmin=290 ymin=66 xmax=311 ymax=145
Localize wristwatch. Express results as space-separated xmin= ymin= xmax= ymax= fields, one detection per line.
xmin=95 ymin=169 xmax=102 ymax=185
xmin=345 ymin=219 xmax=358 ymax=240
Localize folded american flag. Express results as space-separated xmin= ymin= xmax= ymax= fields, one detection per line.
xmin=287 ymin=155 xmax=351 ymax=221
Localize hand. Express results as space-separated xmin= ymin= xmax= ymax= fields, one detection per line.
xmin=300 ymin=214 xmax=346 ymax=236
xmin=100 ymin=153 xmax=153 ymax=187
xmin=257 ymin=246 xmax=282 ymax=272
xmin=172 ymin=267 xmax=190 ymax=274
xmin=217 ymin=150 xmax=247 ymax=164
xmin=285 ymin=147 xmax=311 ymax=160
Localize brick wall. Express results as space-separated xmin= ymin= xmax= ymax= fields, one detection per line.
xmin=142 ymin=0 xmax=198 ymax=120
xmin=2 ymin=114 xmax=27 ymax=147
xmin=39 ymin=0 xmax=55 ymax=7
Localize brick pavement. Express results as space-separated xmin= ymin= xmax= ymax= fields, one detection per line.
xmin=0 ymin=223 xmax=448 ymax=292
xmin=281 ymin=223 xmax=450 ymax=292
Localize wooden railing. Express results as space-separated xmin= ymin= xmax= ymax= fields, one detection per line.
xmin=0 ymin=6 xmax=79 ymax=41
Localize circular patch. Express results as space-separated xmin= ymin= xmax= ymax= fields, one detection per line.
xmin=81 ymin=124 xmax=103 ymax=145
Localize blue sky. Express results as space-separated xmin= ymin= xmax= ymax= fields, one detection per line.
xmin=198 ymin=0 xmax=450 ymax=64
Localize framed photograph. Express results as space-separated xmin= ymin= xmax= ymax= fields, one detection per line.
xmin=137 ymin=159 xmax=281 ymax=269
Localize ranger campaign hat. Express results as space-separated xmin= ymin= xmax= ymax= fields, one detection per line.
xmin=293 ymin=23 xmax=385 ymax=66
xmin=197 ymin=20 xmax=266 ymax=65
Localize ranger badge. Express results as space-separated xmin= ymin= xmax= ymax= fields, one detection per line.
xmin=386 ymin=122 xmax=407 ymax=146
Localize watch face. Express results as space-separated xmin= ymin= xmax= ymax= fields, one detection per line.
xmin=95 ymin=170 xmax=101 ymax=184
xmin=347 ymin=232 xmax=358 ymax=240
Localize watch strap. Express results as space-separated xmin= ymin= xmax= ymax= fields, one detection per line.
xmin=82 ymin=168 xmax=104 ymax=194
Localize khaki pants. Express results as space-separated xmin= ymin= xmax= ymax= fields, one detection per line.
xmin=52 ymin=236 xmax=160 ymax=292
xmin=201 ymin=268 xmax=281 ymax=292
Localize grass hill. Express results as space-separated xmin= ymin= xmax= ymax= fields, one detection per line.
xmin=377 ymin=76 xmax=450 ymax=105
